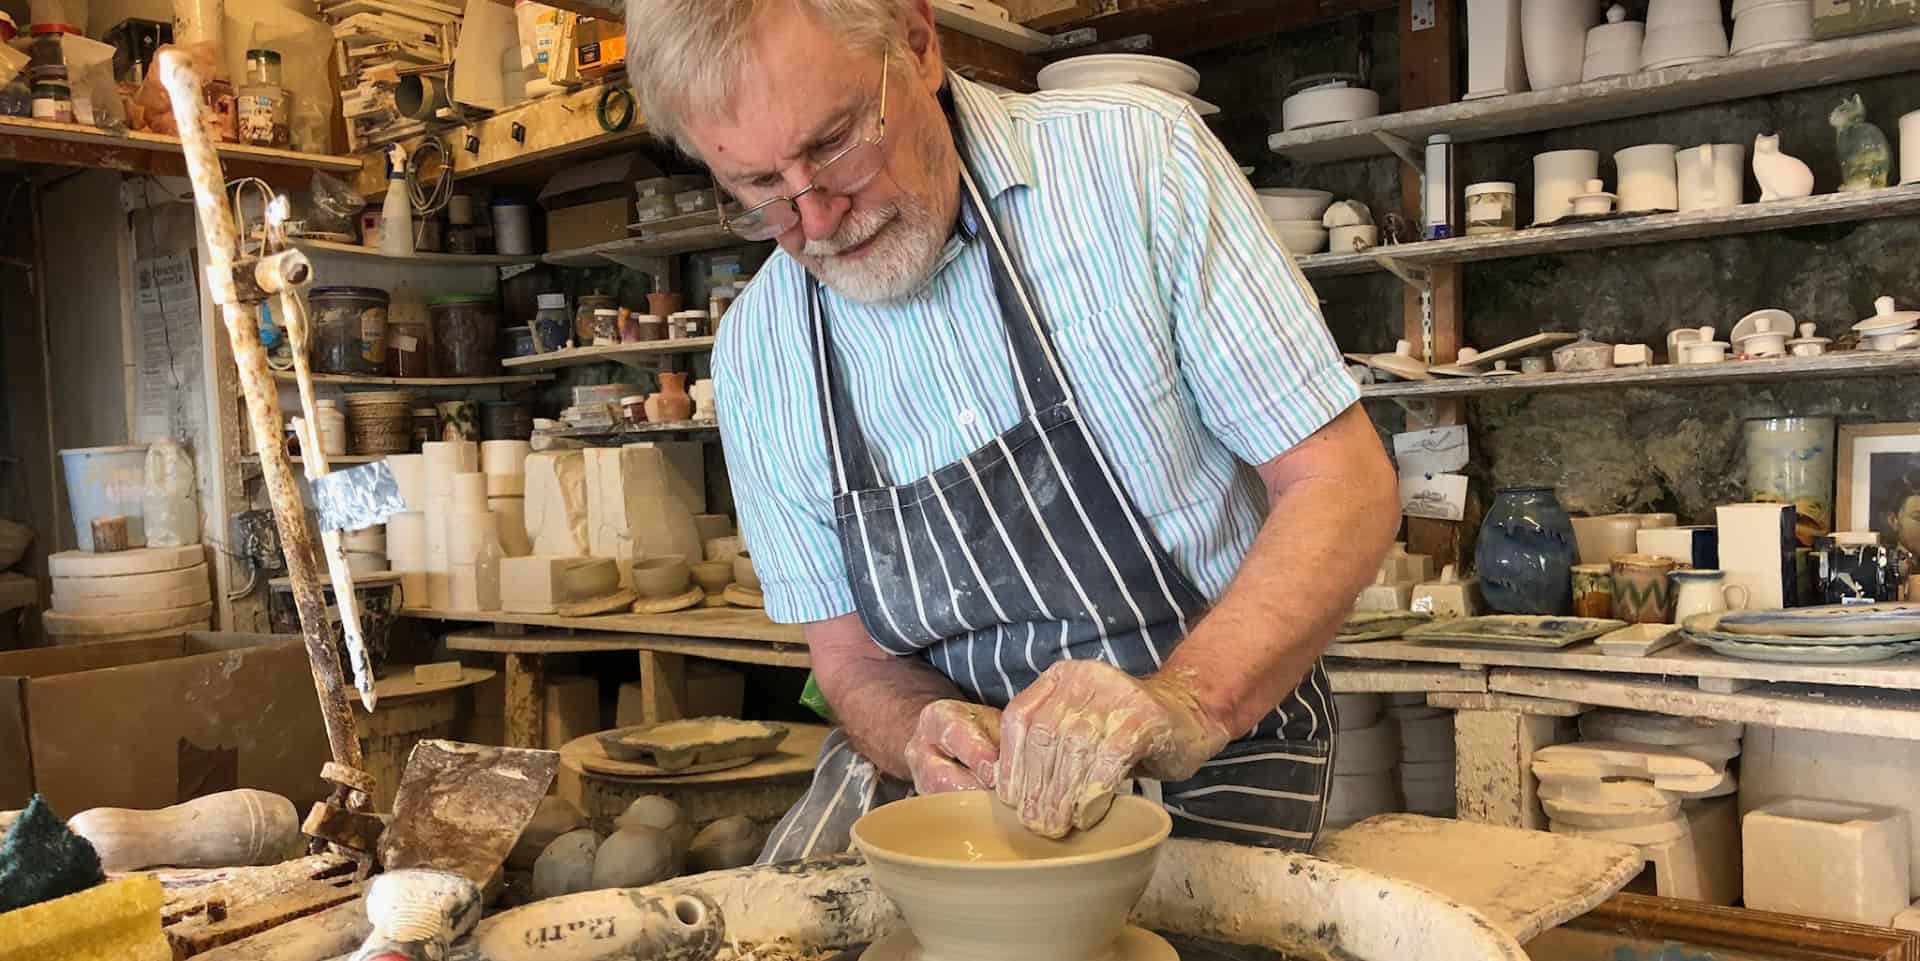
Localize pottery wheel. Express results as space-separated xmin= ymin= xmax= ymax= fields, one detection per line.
xmin=860 ymin=926 xmax=1177 ymax=961
xmin=722 ymin=584 xmax=765 ymax=608
xmin=630 ymin=585 xmax=705 ymax=615
xmin=565 ymin=733 xmax=759 ymax=778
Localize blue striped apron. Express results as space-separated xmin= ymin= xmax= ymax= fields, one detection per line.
xmin=758 ymin=122 xmax=1336 ymax=863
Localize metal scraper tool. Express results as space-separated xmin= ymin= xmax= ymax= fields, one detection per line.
xmin=308 ymin=460 xmax=409 ymax=710
xmin=351 ymin=740 xmax=559 ymax=961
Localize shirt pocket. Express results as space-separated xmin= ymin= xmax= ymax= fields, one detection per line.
xmin=1049 ymin=316 xmax=1215 ymax=518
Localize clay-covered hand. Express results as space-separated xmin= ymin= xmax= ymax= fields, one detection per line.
xmin=996 ymin=661 xmax=1232 ymax=838
xmin=904 ymin=700 xmax=1003 ymax=795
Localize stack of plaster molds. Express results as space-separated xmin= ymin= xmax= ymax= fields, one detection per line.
xmin=1389 ymin=694 xmax=1456 ymax=817
xmin=482 ymin=440 xmax=534 ymax=558
xmin=1328 ymin=693 xmax=1399 ymax=830
xmin=46 ymin=545 xmax=212 ymax=643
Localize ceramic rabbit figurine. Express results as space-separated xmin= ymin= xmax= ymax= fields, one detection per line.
xmin=1753 ymin=133 xmax=1814 ymax=201
xmin=1830 ymin=95 xmax=1891 ymax=192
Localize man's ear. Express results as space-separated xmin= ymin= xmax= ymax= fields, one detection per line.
xmin=902 ymin=0 xmax=946 ymax=89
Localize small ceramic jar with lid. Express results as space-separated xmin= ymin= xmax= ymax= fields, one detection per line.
xmin=1553 ymin=330 xmax=1616 ymax=371
xmin=1569 ymin=179 xmax=1617 ymax=216
xmin=620 ymin=395 xmax=648 ymax=430
xmin=592 ymin=308 xmax=619 ymax=346
xmin=1787 ymin=323 xmax=1831 ymax=357
xmin=1464 ymin=182 xmax=1517 ymax=235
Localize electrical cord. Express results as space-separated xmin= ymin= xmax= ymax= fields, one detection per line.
xmin=407 ymin=135 xmax=454 ymax=219
xmin=597 ymin=84 xmax=635 ymax=132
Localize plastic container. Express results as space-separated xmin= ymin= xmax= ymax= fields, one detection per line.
xmin=505 ymin=325 xmax=536 ymax=357
xmin=238 ymin=48 xmax=289 ymax=147
xmin=428 ymin=294 xmax=501 ymax=377
xmin=30 ymin=81 xmax=72 ymax=121
xmin=309 ymin=286 xmax=390 ymax=375
xmin=491 ymin=196 xmax=534 ymax=255
xmin=315 ymin=399 xmax=349 ymax=456
xmin=59 ymin=443 xmax=150 ymax=550
xmin=592 ymin=308 xmax=618 ymax=345
xmin=1464 ymin=182 xmax=1518 ymax=235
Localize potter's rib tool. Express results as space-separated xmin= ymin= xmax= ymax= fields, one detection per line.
xmin=352 ymin=740 xmax=557 ymax=961
xmin=156 ymin=49 xmax=383 ymax=869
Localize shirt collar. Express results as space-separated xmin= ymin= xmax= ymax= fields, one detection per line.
xmin=945 ymin=71 xmax=1036 ymax=202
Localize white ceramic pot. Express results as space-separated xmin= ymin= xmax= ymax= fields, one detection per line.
xmin=1672 ymin=570 xmax=1750 ymax=620
xmin=1467 ymin=0 xmax=1530 ymax=99
xmin=1647 ymin=0 xmax=1724 ymax=30
xmin=1533 ymin=148 xmax=1602 ymax=224
xmin=1035 ymin=54 xmax=1200 ymax=94
xmin=1640 ymin=19 xmax=1729 ymax=68
xmin=1901 ymin=110 xmax=1920 ymax=186
xmin=1614 ymin=143 xmax=1679 ymax=212
xmin=1569 ymin=179 xmax=1618 ymax=215
xmin=1270 ymin=219 xmax=1329 ymax=254
xmin=1682 ymin=340 xmax=1730 ymax=364
xmin=1736 ymin=331 xmax=1789 ymax=356
xmin=1730 ymin=0 xmax=1812 ymax=53
xmin=1280 ymin=86 xmax=1380 ymax=130
xmin=1582 ymin=4 xmax=1645 ymax=79
xmin=1582 ymin=45 xmax=1642 ymax=80
xmin=1255 ymin=188 xmax=1335 ymax=220
xmin=1522 ymin=0 xmax=1603 ymax=89
xmin=1678 ymin=143 xmax=1746 ymax=210
xmin=1328 ymin=224 xmax=1379 ymax=253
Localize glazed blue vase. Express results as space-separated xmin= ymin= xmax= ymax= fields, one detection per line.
xmin=1476 ymin=486 xmax=1578 ymax=615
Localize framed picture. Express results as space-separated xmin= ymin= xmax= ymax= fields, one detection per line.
xmin=1837 ymin=423 xmax=1920 ymax=555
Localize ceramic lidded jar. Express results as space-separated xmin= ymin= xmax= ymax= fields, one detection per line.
xmin=1475 ymin=486 xmax=1580 ymax=614
xmin=1552 ymin=330 xmax=1615 ymax=371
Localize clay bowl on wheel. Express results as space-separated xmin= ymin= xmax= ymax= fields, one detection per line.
xmin=852 ymin=792 xmax=1173 ymax=961
xmin=632 ymin=555 xmax=691 ymax=599
xmin=732 ymin=551 xmax=761 ymax=591
xmin=689 ymin=560 xmax=733 ymax=594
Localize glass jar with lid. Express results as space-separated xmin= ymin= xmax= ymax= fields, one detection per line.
xmin=238 ymin=48 xmax=291 ymax=147
xmin=530 ymin=292 xmax=571 ymax=353
xmin=574 ymin=292 xmax=615 ymax=346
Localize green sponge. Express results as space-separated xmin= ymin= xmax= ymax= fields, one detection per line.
xmin=0 ymin=795 xmax=106 ymax=913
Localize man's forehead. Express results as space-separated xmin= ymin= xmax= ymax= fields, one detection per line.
xmin=695 ymin=33 xmax=875 ymax=174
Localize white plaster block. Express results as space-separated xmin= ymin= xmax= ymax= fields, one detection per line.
xmin=1742 ymin=726 xmax=1920 ymax=899
xmin=423 ymin=440 xmax=478 ymax=497
xmin=481 ymin=439 xmax=532 ymax=475
xmin=1333 ymin=693 xmax=1383 ymax=730
xmin=625 ymin=440 xmax=707 ymax=514
xmin=489 ymin=496 xmax=531 ymax=557
xmin=1548 ymin=814 xmax=1689 ymax=846
xmin=1334 ymin=720 xmax=1400 ymax=775
xmin=1397 ymin=714 xmax=1456 ymax=763
xmin=453 ymin=471 xmax=489 ymax=515
xmin=500 ymin=556 xmax=620 ymax=614
xmin=1672 ymin=796 xmax=1741 ymax=906
xmin=1577 ymin=710 xmax=1742 ymax=747
xmin=1542 ymin=796 xmax=1680 ymax=829
xmin=1892 ymin=901 xmax=1920 ymax=932
xmin=525 ymin=452 xmax=589 ymax=557
xmin=386 ymin=454 xmax=426 ymax=510
xmin=585 ymin=446 xmax=703 ymax=584
xmin=1716 ymin=502 xmax=1795 ymax=610
xmin=1744 ymin=798 xmax=1910 ymax=924
xmin=1533 ymin=742 xmax=1727 ymax=795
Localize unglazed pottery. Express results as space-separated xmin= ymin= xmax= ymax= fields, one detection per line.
xmin=1280 ymin=81 xmax=1380 ymax=130
xmin=1786 ymin=323 xmax=1831 ymax=356
xmin=1582 ymin=4 xmax=1644 ymax=80
xmin=1595 ymin=622 xmax=1684 ymax=657
xmin=1672 ymin=569 xmax=1751 ymax=621
xmin=598 ymin=717 xmax=789 ymax=770
xmin=1901 ymin=109 xmax=1920 ymax=186
xmin=1520 ymin=355 xmax=1552 ymax=374
xmin=1571 ymin=514 xmax=1645 ymax=565
xmin=1832 ymin=94 xmax=1892 ymax=192
xmin=1614 ymin=143 xmax=1680 ymax=212
xmin=1678 ymin=143 xmax=1746 ymax=211
xmin=1270 ymin=218 xmax=1329 ymax=254
xmin=1753 ymin=133 xmax=1816 ymax=201
xmin=1355 ymin=569 xmax=1417 ymax=612
xmin=1717 ymin=502 xmax=1798 ymax=610
xmin=1730 ymin=0 xmax=1811 ymax=54
xmin=1521 ymin=0 xmax=1602 ymax=89
xmin=1255 ymin=188 xmax=1335 ymax=221
xmin=1476 ymin=486 xmax=1579 ymax=614
xmin=1533 ymin=149 xmax=1602 ymax=223
xmin=1572 ymin=563 xmax=1616 ymax=618
xmin=853 ymin=792 xmax=1173 ymax=961
xmin=1553 ymin=330 xmax=1615 ymax=371
xmin=1329 ymin=224 xmax=1378 ymax=252
xmin=1613 ymin=343 xmax=1653 ymax=367
xmin=1742 ymin=416 xmax=1834 ymax=543
xmin=1467 ymin=0 xmax=1530 ymax=98
xmin=1411 ymin=564 xmax=1478 ymax=618
xmin=733 ymin=550 xmax=761 ymax=591
xmin=1568 ymin=179 xmax=1618 ymax=216
xmin=1611 ymin=553 xmax=1678 ymax=624
xmin=631 ymin=555 xmax=692 ymax=599
xmin=1405 ymin=614 xmax=1623 ymax=648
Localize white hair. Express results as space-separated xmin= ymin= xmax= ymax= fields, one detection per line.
xmin=624 ymin=0 xmax=910 ymax=154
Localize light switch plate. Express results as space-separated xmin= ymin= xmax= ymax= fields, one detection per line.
xmin=1412 ymin=0 xmax=1438 ymax=30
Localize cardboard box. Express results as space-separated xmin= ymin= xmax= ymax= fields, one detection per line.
xmin=1813 ymin=0 xmax=1920 ymax=38
xmin=0 ymin=633 xmax=331 ymax=816
xmin=539 ymin=152 xmax=660 ymax=251
xmin=545 ymin=196 xmax=632 ymax=251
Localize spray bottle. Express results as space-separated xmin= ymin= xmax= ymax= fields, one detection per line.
xmin=379 ymin=142 xmax=415 ymax=257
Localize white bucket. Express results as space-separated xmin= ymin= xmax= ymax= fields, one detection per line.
xmin=60 ymin=443 xmax=150 ymax=551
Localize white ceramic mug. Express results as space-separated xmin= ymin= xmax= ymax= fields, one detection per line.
xmin=1673 ymin=570 xmax=1750 ymax=620
xmin=1533 ymin=148 xmax=1602 ymax=224
xmin=1901 ymin=110 xmax=1920 ymax=187
xmin=1615 ymin=144 xmax=1679 ymax=212
xmin=1679 ymin=143 xmax=1746 ymax=211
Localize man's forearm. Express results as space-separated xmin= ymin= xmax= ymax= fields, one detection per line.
xmin=805 ymin=615 xmax=968 ymax=780
xmin=1164 ymin=409 xmax=1400 ymax=735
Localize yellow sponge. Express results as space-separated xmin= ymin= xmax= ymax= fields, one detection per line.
xmin=0 ymin=875 xmax=168 ymax=961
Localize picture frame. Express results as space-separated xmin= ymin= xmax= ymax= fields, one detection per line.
xmin=1836 ymin=423 xmax=1920 ymax=554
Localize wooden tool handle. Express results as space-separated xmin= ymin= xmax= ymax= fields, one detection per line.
xmin=68 ymin=789 xmax=299 ymax=872
xmin=459 ymin=888 xmax=724 ymax=961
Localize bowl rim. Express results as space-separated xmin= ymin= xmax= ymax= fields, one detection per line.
xmin=853 ymin=793 xmax=1171 ymax=871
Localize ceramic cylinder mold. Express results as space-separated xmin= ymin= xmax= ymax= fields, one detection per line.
xmin=1521 ymin=0 xmax=1602 ymax=89
xmin=1467 ymin=0 xmax=1530 ymax=99
xmin=1533 ymin=149 xmax=1602 ymax=224
xmin=1901 ymin=110 xmax=1920 ymax=186
xmin=1678 ymin=143 xmax=1747 ymax=211
xmin=1614 ymin=144 xmax=1680 ymax=212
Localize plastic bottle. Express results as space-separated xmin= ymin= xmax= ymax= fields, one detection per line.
xmin=142 ymin=438 xmax=200 ymax=547
xmin=379 ymin=142 xmax=415 ymax=257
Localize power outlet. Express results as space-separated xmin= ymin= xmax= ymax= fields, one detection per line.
xmin=1411 ymin=0 xmax=1438 ymax=30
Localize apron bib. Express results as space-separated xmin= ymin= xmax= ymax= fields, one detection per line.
xmin=760 ymin=106 xmax=1335 ymax=862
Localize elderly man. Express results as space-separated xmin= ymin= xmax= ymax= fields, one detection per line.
xmin=625 ymin=0 xmax=1399 ymax=860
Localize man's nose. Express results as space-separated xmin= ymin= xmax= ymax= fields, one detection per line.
xmin=795 ymin=189 xmax=851 ymax=243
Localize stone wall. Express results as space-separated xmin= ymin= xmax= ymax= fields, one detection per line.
xmin=1189 ymin=17 xmax=1920 ymax=525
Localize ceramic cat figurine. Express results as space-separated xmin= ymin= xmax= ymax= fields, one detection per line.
xmin=1752 ymin=133 xmax=1814 ymax=202
xmin=1830 ymin=95 xmax=1891 ymax=192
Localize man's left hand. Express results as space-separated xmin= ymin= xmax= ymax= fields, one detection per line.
xmin=995 ymin=660 xmax=1232 ymax=838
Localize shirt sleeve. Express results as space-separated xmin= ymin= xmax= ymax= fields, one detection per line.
xmin=1150 ymin=107 xmax=1360 ymax=466
xmin=713 ymin=286 xmax=859 ymax=625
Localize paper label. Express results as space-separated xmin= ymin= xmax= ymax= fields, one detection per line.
xmin=1394 ymin=425 xmax=1470 ymax=475
xmin=391 ymin=334 xmax=420 ymax=353
xmin=1400 ymin=472 xmax=1469 ymax=521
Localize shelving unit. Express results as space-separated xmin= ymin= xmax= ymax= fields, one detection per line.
xmin=0 ymin=115 xmax=359 ymax=183
xmin=271 ymin=370 xmax=553 ymax=387
xmin=1297 ymin=188 xmax=1920 ymax=278
xmin=1360 ymin=351 xmax=1920 ymax=400
xmin=543 ymin=225 xmax=747 ymax=268
xmin=502 ymin=338 xmax=718 ymax=371
xmin=1267 ymin=27 xmax=1920 ymax=163
xmin=290 ymin=239 xmax=542 ymax=268
xmin=241 ymin=453 xmax=386 ymax=465
xmin=542 ymin=419 xmax=720 ymax=439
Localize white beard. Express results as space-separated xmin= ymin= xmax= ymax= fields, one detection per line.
xmin=800 ymin=194 xmax=947 ymax=304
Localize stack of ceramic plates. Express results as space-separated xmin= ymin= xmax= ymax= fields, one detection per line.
xmin=1682 ymin=605 xmax=1920 ymax=663
xmin=1730 ymin=0 xmax=1812 ymax=54
xmin=1035 ymin=53 xmax=1220 ymax=116
xmin=1256 ymin=187 xmax=1333 ymax=254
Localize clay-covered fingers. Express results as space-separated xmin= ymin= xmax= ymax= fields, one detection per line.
xmin=996 ymin=661 xmax=1163 ymax=838
xmin=905 ymin=700 xmax=1002 ymax=795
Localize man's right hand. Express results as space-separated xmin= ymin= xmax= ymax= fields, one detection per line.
xmin=904 ymin=700 xmax=1002 ymax=795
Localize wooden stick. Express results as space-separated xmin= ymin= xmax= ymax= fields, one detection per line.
xmin=89 ymin=515 xmax=130 ymax=553
xmin=155 ymin=49 xmax=363 ymax=772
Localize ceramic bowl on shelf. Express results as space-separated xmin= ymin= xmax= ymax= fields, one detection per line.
xmin=1036 ymin=53 xmax=1200 ymax=94
xmin=1269 ymin=219 xmax=1330 ymax=254
xmin=1730 ymin=0 xmax=1812 ymax=54
xmin=1281 ymin=78 xmax=1380 ymax=131
xmin=1255 ymin=187 xmax=1335 ymax=221
xmin=1329 ymin=224 xmax=1379 ymax=253
xmin=1854 ymin=296 xmax=1920 ymax=347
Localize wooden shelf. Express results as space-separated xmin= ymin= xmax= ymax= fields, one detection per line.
xmin=543 ymin=225 xmax=749 ymax=267
xmin=543 ymin=419 xmax=719 ymax=438
xmin=290 ymin=239 xmax=541 ymax=267
xmin=0 ymin=115 xmax=360 ymax=182
xmin=1361 ymin=351 xmax=1920 ymax=400
xmin=272 ymin=370 xmax=553 ymax=387
xmin=502 ymin=338 xmax=717 ymax=371
xmin=1267 ymin=28 xmax=1920 ymax=164
xmin=241 ymin=453 xmax=385 ymax=465
xmin=1298 ymin=187 xmax=1920 ymax=279
xmin=1013 ymin=0 xmax=1396 ymax=58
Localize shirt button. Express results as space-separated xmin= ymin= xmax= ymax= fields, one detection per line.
xmin=956 ymin=409 xmax=977 ymax=427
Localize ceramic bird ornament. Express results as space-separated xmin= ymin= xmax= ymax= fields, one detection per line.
xmin=1830 ymin=95 xmax=1891 ymax=192
xmin=1752 ymin=133 xmax=1814 ymax=202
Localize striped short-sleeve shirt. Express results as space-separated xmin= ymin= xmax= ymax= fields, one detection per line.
xmin=714 ymin=72 xmax=1359 ymax=626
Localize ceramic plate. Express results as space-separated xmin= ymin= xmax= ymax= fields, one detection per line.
xmin=1690 ymin=635 xmax=1920 ymax=664
xmin=1681 ymin=612 xmax=1920 ymax=647
xmin=1427 ymin=333 xmax=1578 ymax=375
xmin=1703 ymin=604 xmax=1920 ymax=638
xmin=1405 ymin=615 xmax=1625 ymax=649
xmin=1338 ymin=611 xmax=1432 ymax=641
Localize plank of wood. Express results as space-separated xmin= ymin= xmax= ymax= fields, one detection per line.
xmin=445 ymin=628 xmax=811 ymax=669
xmin=504 ymin=652 xmax=546 ymax=750
xmin=0 ymin=116 xmax=357 ymax=186
xmin=1360 ymin=349 xmax=1920 ymax=400
xmin=638 ymin=650 xmax=689 ymax=724
xmin=1319 ymin=814 xmax=1642 ymax=943
xmin=1427 ymin=691 xmax=1588 ymax=716
xmin=1326 ymin=636 xmax=1920 ymax=691
xmin=1268 ymin=27 xmax=1920 ymax=163
xmin=1001 ymin=0 xmax=1102 ymax=28
xmin=1490 ymin=670 xmax=1920 ymax=741
xmin=413 ymin=605 xmax=804 ymax=644
xmin=1326 ymin=663 xmax=1488 ymax=693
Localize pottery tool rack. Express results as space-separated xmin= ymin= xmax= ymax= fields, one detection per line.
xmin=155 ymin=48 xmax=385 ymax=871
